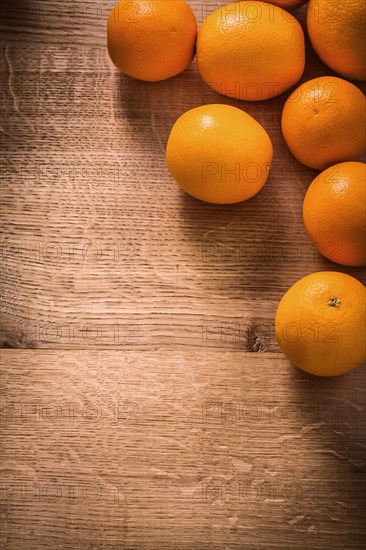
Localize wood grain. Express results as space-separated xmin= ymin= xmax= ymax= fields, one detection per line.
xmin=1 ymin=1 xmax=365 ymax=349
xmin=1 ymin=1 xmax=366 ymax=548
xmin=1 ymin=349 xmax=366 ymax=549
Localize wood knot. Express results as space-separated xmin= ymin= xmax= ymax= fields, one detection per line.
xmin=245 ymin=324 xmax=265 ymax=353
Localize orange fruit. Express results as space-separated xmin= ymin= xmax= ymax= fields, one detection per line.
xmin=307 ymin=0 xmax=366 ymax=81
xmin=303 ymin=162 xmax=366 ymax=266
xmin=275 ymin=272 xmax=366 ymax=376
xmin=196 ymin=1 xmax=305 ymax=101
xmin=266 ymin=0 xmax=307 ymax=8
xmin=107 ymin=0 xmax=197 ymax=81
xmin=166 ymin=104 xmax=273 ymax=204
xmin=282 ymin=76 xmax=366 ymax=170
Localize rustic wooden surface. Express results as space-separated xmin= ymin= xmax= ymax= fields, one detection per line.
xmin=1 ymin=0 xmax=366 ymax=548
xmin=1 ymin=350 xmax=366 ymax=550
xmin=1 ymin=0 xmax=365 ymax=350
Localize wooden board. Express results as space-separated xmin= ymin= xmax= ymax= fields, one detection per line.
xmin=1 ymin=0 xmax=366 ymax=548
xmin=1 ymin=350 xmax=366 ymax=549
xmin=1 ymin=1 xmax=365 ymax=350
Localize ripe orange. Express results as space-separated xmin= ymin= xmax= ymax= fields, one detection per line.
xmin=166 ymin=104 xmax=273 ymax=204
xmin=282 ymin=76 xmax=366 ymax=170
xmin=107 ymin=0 xmax=197 ymax=81
xmin=275 ymin=272 xmax=366 ymax=376
xmin=267 ymin=0 xmax=307 ymax=8
xmin=196 ymin=1 xmax=305 ymax=101
xmin=307 ymin=0 xmax=366 ymax=81
xmin=303 ymin=162 xmax=366 ymax=266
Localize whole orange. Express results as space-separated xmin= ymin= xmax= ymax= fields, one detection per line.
xmin=282 ymin=76 xmax=366 ymax=170
xmin=275 ymin=272 xmax=366 ymax=376
xmin=307 ymin=0 xmax=366 ymax=81
xmin=196 ymin=1 xmax=305 ymax=101
xmin=107 ymin=0 xmax=197 ymax=81
xmin=166 ymin=104 xmax=273 ymax=204
xmin=303 ymin=162 xmax=366 ymax=266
